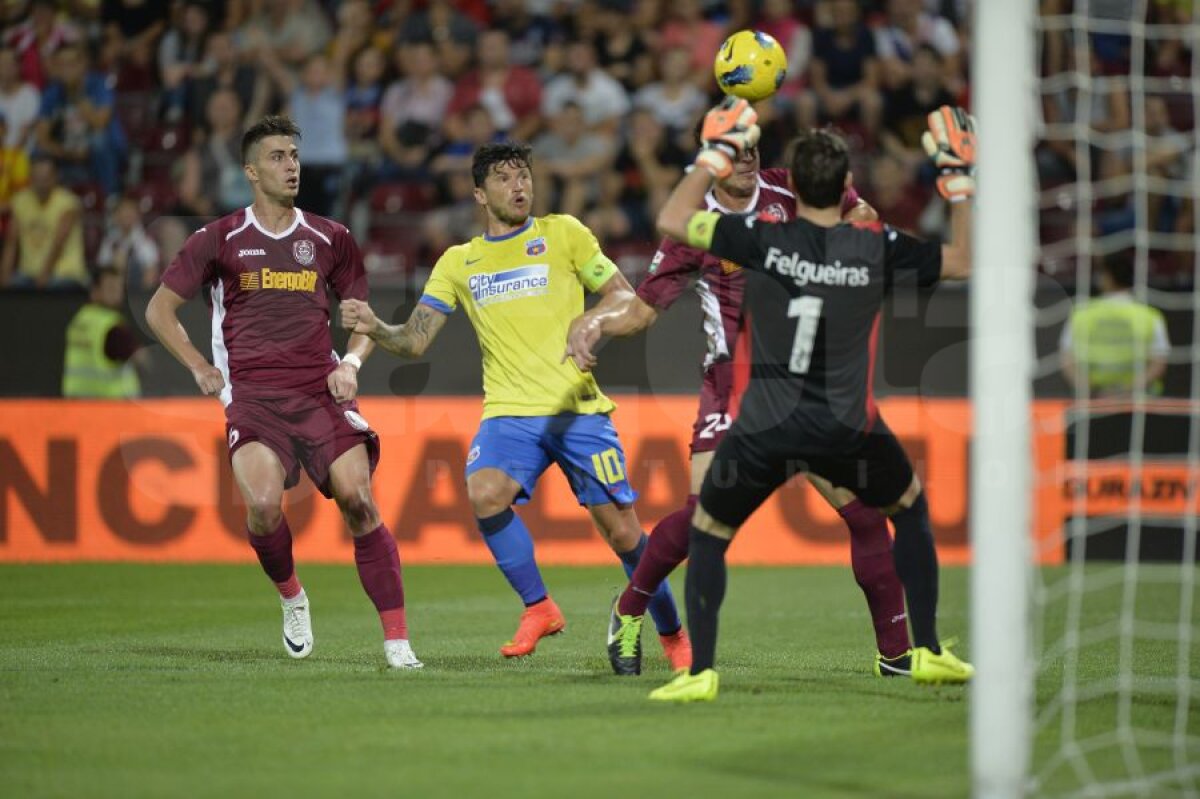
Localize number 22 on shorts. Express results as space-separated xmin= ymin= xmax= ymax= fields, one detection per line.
xmin=591 ymin=447 xmax=626 ymax=485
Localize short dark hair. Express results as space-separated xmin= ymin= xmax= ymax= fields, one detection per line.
xmin=241 ymin=115 xmax=301 ymax=165
xmin=471 ymin=142 xmax=533 ymax=188
xmin=785 ymin=129 xmax=849 ymax=209
xmin=1102 ymin=251 xmax=1135 ymax=289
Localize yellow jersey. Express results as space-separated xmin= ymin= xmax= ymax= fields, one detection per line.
xmin=419 ymin=214 xmax=619 ymax=419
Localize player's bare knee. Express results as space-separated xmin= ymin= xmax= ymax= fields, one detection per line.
xmin=337 ymin=488 xmax=380 ymax=535
xmin=245 ymin=499 xmax=283 ymax=535
xmin=466 ymin=478 xmax=514 ymax=518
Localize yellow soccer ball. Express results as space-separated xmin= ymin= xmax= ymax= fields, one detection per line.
xmin=713 ymin=29 xmax=788 ymax=103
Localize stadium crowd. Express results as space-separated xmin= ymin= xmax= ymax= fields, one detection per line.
xmin=0 ymin=0 xmax=1190 ymax=291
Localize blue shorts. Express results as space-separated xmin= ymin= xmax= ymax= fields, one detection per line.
xmin=465 ymin=414 xmax=637 ymax=507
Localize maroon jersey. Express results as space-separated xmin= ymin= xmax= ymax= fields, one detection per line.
xmin=638 ymin=168 xmax=799 ymax=373
xmin=161 ymin=207 xmax=368 ymax=405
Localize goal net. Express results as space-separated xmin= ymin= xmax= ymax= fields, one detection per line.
xmin=973 ymin=1 xmax=1200 ymax=796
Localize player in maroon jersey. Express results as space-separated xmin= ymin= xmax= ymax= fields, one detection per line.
xmin=144 ymin=116 xmax=421 ymax=669
xmin=566 ymin=139 xmax=913 ymax=678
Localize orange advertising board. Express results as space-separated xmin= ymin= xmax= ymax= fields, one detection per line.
xmin=4 ymin=395 xmax=1172 ymax=566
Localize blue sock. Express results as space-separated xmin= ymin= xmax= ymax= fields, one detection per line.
xmin=618 ymin=534 xmax=682 ymax=635
xmin=477 ymin=509 xmax=547 ymax=606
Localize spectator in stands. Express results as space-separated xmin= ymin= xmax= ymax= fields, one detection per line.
xmin=238 ymin=0 xmax=331 ymax=70
xmin=398 ymin=0 xmax=479 ymax=78
xmin=259 ymin=49 xmax=347 ymax=217
xmin=101 ymin=0 xmax=169 ymax=78
xmin=422 ymin=168 xmax=479 ymax=257
xmin=0 ymin=47 xmax=38 ymax=149
xmin=804 ymin=0 xmax=883 ymax=136
xmin=157 ymin=0 xmax=212 ymax=123
xmin=532 ymin=100 xmax=615 ymax=219
xmin=880 ymin=44 xmax=955 ymax=174
xmin=542 ymin=39 xmax=630 ymax=134
xmin=586 ymin=107 xmax=687 ymax=243
xmin=592 ymin=1 xmax=654 ymax=92
xmin=1139 ymin=94 xmax=1193 ymax=233
xmin=1 ymin=155 xmax=86 ymax=289
xmin=488 ymin=0 xmax=562 ymax=70
xmin=177 ymin=88 xmax=253 ymax=218
xmin=187 ymin=30 xmax=267 ymax=137
xmin=429 ymin=103 xmax=501 ymax=182
xmin=4 ymin=0 xmax=81 ymax=88
xmin=62 ymin=265 xmax=145 ymax=399
xmin=1060 ymin=253 xmax=1171 ymax=398
xmin=345 ymin=46 xmax=387 ymax=162
xmin=378 ymin=40 xmax=454 ymax=179
xmin=867 ymin=153 xmax=934 ymax=236
xmin=97 ymin=194 xmax=159 ymax=290
xmin=35 ymin=43 xmax=127 ymax=196
xmin=0 ymin=113 xmax=30 ymax=235
xmin=445 ymin=30 xmax=543 ymax=143
xmin=633 ymin=46 xmax=707 ymax=140
xmin=874 ymin=0 xmax=963 ymax=96
xmin=658 ymin=0 xmax=726 ymax=89
xmin=756 ymin=0 xmax=813 ymax=94
xmin=336 ymin=0 xmax=393 ymax=58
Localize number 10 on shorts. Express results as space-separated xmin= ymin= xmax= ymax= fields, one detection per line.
xmin=591 ymin=448 xmax=626 ymax=485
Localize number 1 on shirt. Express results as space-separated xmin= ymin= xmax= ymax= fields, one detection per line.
xmin=787 ymin=296 xmax=824 ymax=375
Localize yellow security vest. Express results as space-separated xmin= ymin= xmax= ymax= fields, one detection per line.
xmin=62 ymin=303 xmax=141 ymax=398
xmin=1068 ymin=297 xmax=1165 ymax=394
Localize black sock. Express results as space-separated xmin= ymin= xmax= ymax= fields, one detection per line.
xmin=890 ymin=493 xmax=940 ymax=652
xmin=685 ymin=527 xmax=731 ymax=674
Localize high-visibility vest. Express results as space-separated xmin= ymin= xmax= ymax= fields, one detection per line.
xmin=62 ymin=303 xmax=141 ymax=398
xmin=1069 ymin=298 xmax=1165 ymax=394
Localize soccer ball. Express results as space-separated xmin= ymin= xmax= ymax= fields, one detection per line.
xmin=713 ymin=30 xmax=787 ymax=103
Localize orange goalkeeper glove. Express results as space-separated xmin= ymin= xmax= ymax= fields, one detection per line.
xmin=695 ymin=97 xmax=761 ymax=179
xmin=922 ymin=105 xmax=976 ymax=202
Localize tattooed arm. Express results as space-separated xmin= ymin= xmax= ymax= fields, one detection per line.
xmin=340 ymin=300 xmax=448 ymax=358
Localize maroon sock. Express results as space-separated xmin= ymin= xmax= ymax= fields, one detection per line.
xmin=839 ymin=499 xmax=912 ymax=658
xmin=248 ymin=518 xmax=302 ymax=599
xmin=353 ymin=525 xmax=408 ymax=639
xmin=618 ymin=495 xmax=696 ymax=617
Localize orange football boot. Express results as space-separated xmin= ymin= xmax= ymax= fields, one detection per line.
xmin=500 ymin=597 xmax=566 ymax=657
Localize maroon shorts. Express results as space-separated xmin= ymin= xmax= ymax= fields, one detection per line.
xmin=224 ymin=392 xmax=380 ymax=498
xmin=689 ymin=361 xmax=734 ymax=455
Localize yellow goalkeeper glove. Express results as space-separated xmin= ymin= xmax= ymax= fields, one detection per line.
xmin=695 ymin=97 xmax=761 ymax=179
xmin=921 ymin=105 xmax=976 ymax=202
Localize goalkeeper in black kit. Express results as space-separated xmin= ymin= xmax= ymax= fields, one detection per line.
xmin=649 ymin=99 xmax=978 ymax=703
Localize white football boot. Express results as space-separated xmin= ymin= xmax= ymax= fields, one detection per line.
xmin=384 ymin=639 xmax=424 ymax=669
xmin=281 ymin=592 xmax=313 ymax=659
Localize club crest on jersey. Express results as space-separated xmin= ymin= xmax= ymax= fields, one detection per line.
xmin=293 ymin=239 xmax=315 ymax=266
xmin=760 ymin=203 xmax=787 ymax=222
xmin=524 ymin=237 xmax=547 ymax=256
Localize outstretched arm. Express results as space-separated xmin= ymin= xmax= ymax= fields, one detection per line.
xmin=341 ymin=299 xmax=447 ymax=358
xmin=563 ymin=271 xmax=658 ymax=371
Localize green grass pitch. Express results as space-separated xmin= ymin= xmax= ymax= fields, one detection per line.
xmin=1 ymin=563 xmax=1194 ymax=798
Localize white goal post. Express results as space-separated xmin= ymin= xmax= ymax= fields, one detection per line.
xmin=970 ymin=1 xmax=1037 ymax=797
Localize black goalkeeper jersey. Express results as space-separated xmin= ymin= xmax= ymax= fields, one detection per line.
xmin=710 ymin=212 xmax=942 ymax=447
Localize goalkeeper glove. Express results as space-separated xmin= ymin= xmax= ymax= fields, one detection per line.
xmin=695 ymin=97 xmax=761 ymax=179
xmin=921 ymin=105 xmax=977 ymax=202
